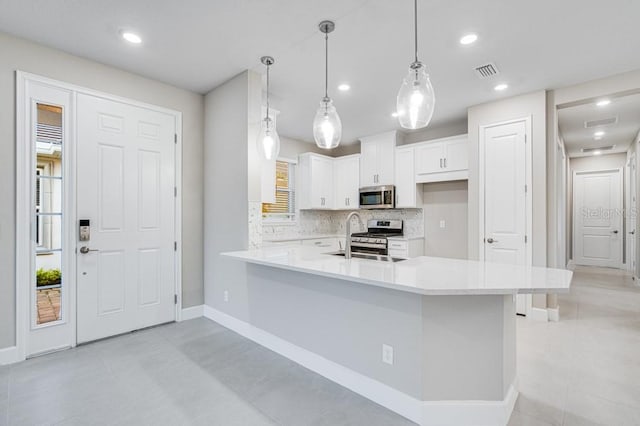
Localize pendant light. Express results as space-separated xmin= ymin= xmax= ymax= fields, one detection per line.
xmin=396 ymin=0 xmax=435 ymax=130
xmin=256 ymin=56 xmax=280 ymax=161
xmin=313 ymin=20 xmax=342 ymax=149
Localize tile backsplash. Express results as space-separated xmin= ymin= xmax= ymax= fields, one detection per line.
xmin=261 ymin=208 xmax=423 ymax=242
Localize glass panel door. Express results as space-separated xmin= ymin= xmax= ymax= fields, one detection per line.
xmin=34 ymin=103 xmax=64 ymax=326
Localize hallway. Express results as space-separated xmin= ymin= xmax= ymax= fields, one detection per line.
xmin=511 ymin=266 xmax=640 ymax=425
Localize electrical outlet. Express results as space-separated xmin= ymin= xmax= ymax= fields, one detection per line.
xmin=382 ymin=344 xmax=394 ymax=365
xmin=223 ymin=290 xmax=229 ymax=303
xmin=439 ymin=219 xmax=446 ymax=229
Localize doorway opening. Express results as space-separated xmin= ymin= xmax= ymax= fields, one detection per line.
xmin=557 ymin=92 xmax=640 ymax=273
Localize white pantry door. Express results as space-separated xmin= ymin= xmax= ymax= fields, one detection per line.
xmin=573 ymin=169 xmax=622 ymax=268
xmin=76 ymin=94 xmax=176 ymax=343
xmin=482 ymin=120 xmax=528 ymax=314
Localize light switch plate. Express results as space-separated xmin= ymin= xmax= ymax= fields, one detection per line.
xmin=439 ymin=220 xmax=446 ymax=229
xmin=382 ymin=344 xmax=394 ymax=365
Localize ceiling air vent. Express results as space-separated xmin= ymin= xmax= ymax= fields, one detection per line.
xmin=584 ymin=117 xmax=618 ymax=129
xmin=582 ymin=145 xmax=615 ymax=153
xmin=474 ymin=62 xmax=500 ymax=79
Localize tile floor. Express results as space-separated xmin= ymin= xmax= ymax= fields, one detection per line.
xmin=510 ymin=266 xmax=640 ymax=425
xmin=1 ymin=265 xmax=638 ymax=425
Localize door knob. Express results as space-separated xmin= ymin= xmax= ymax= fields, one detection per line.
xmin=612 ymin=230 xmax=619 ymax=234
xmin=79 ymin=246 xmax=99 ymax=254
xmin=486 ymin=238 xmax=498 ymax=244
xmin=630 ymin=230 xmax=635 ymax=235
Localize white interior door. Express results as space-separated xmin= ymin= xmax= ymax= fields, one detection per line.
xmin=573 ymin=169 xmax=623 ymax=268
xmin=482 ymin=120 xmax=529 ymax=314
xmin=76 ymin=94 xmax=176 ymax=343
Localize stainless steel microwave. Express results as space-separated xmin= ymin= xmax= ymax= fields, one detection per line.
xmin=359 ymin=185 xmax=395 ymax=209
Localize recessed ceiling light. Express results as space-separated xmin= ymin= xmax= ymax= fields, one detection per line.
xmin=593 ymin=150 xmax=602 ymax=156
xmin=338 ymin=83 xmax=350 ymax=92
xmin=460 ymin=33 xmax=478 ymax=45
xmin=121 ymin=31 xmax=142 ymax=44
xmin=594 ymin=131 xmax=605 ymax=137
xmin=494 ymin=83 xmax=508 ymax=91
xmin=596 ymin=99 xmax=611 ymax=107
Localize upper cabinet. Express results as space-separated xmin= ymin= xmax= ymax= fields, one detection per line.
xmin=298 ymin=152 xmax=360 ymax=210
xmin=415 ymin=134 xmax=468 ymax=183
xmin=333 ymin=155 xmax=360 ymax=210
xmin=395 ymin=146 xmax=422 ymax=208
xmin=298 ymin=153 xmax=334 ymax=209
xmin=360 ymin=131 xmax=396 ymax=187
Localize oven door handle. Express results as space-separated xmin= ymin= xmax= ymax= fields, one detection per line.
xmin=350 ymin=242 xmax=387 ymax=250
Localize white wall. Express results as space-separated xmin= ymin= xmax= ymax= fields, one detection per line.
xmin=467 ymin=91 xmax=547 ymax=266
xmin=0 ymin=32 xmax=204 ymax=350
xmin=422 ymin=181 xmax=468 ymax=259
xmin=204 ymin=70 xmax=264 ymax=318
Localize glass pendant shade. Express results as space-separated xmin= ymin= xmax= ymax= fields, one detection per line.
xmin=396 ymin=62 xmax=435 ymax=130
xmin=256 ymin=117 xmax=280 ymax=161
xmin=313 ymin=98 xmax=342 ymax=149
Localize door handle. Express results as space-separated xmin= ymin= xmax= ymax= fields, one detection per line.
xmin=440 ymin=158 xmax=443 ymax=168
xmin=79 ymin=246 xmax=99 ymax=254
xmin=630 ymin=230 xmax=635 ymax=235
xmin=612 ymin=230 xmax=619 ymax=234
xmin=444 ymin=158 xmax=447 ymax=168
xmin=486 ymin=238 xmax=498 ymax=244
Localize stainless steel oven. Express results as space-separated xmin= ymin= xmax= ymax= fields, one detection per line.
xmin=350 ymin=220 xmax=403 ymax=255
xmin=359 ymin=185 xmax=395 ymax=209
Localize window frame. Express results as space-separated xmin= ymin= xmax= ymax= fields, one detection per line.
xmin=262 ymin=157 xmax=297 ymax=225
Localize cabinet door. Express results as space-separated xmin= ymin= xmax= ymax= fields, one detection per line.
xmin=343 ymin=156 xmax=360 ymax=209
xmin=310 ymin=155 xmax=333 ymax=208
xmin=360 ymin=141 xmax=378 ymax=187
xmin=376 ymin=139 xmax=396 ymax=185
xmin=321 ymin=158 xmax=334 ymax=208
xmin=444 ymin=137 xmax=468 ymax=172
xmin=415 ymin=142 xmax=445 ymax=176
xmin=395 ymin=148 xmax=416 ymax=208
xmin=335 ymin=156 xmax=360 ymax=209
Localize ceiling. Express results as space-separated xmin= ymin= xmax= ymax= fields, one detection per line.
xmin=2 ymin=0 xmax=640 ymax=144
xmin=558 ymin=93 xmax=640 ymax=158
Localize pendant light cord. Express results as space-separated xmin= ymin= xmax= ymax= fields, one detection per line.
xmin=414 ymin=0 xmax=418 ymax=63
xmin=266 ymin=63 xmax=270 ymax=120
xmin=325 ymin=32 xmax=329 ymax=100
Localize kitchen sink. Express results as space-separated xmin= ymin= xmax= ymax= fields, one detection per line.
xmin=325 ymin=251 xmax=407 ymax=262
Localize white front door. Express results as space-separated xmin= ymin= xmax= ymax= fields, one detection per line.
xmin=573 ymin=169 xmax=623 ymax=268
xmin=76 ymin=94 xmax=176 ymax=343
xmin=482 ymin=120 xmax=529 ymax=314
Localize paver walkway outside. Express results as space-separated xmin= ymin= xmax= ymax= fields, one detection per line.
xmin=37 ymin=288 xmax=61 ymax=324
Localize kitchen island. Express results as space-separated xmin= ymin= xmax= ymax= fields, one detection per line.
xmin=218 ymin=246 xmax=572 ymax=426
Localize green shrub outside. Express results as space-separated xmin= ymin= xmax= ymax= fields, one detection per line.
xmin=36 ymin=268 xmax=62 ymax=287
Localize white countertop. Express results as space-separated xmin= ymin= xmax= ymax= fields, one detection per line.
xmin=262 ymin=234 xmax=343 ymax=243
xmin=387 ymin=235 xmax=425 ymax=241
xmin=222 ymin=246 xmax=573 ymax=296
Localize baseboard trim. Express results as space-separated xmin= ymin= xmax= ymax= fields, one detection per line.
xmin=180 ymin=304 xmax=204 ymax=321
xmin=529 ymin=307 xmax=549 ymax=322
xmin=0 ymin=345 xmax=21 ymax=365
xmin=203 ymin=305 xmax=517 ymax=426
xmin=548 ymin=307 xmax=560 ymax=322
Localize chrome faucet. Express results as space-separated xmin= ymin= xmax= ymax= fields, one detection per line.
xmin=345 ymin=211 xmax=364 ymax=259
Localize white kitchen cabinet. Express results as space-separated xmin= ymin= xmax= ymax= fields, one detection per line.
xmin=298 ymin=153 xmax=334 ymax=209
xmin=360 ymin=131 xmax=397 ymax=186
xmin=387 ymin=238 xmax=424 ymax=259
xmin=415 ymin=134 xmax=468 ymax=183
xmin=394 ymin=146 xmax=423 ymax=208
xmin=333 ymin=154 xmax=360 ymax=210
